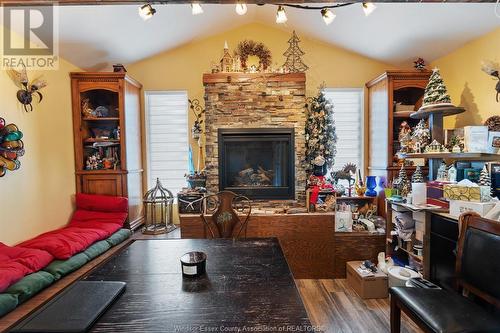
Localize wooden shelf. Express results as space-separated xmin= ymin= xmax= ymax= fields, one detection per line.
xmin=398 ymin=246 xmax=423 ymax=262
xmin=403 ymin=152 xmax=499 ymax=161
xmin=84 ymin=138 xmax=120 ymax=143
xmin=82 ymin=117 xmax=120 ymax=121
xmin=393 ymin=111 xmax=414 ymax=118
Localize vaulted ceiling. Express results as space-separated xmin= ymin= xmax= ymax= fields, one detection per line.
xmin=50 ymin=3 xmax=500 ymax=70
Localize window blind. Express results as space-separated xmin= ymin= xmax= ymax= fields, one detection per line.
xmin=145 ymin=91 xmax=189 ymax=195
xmin=323 ymin=89 xmax=364 ymax=171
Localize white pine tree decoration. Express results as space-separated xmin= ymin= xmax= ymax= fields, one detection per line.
xmin=423 ymin=68 xmax=452 ymax=106
xmin=283 ymin=31 xmax=308 ymax=73
xmin=411 ymin=166 xmax=425 ymax=183
xmin=479 ymin=166 xmax=491 ymax=187
xmin=411 ymin=119 xmax=431 ymax=152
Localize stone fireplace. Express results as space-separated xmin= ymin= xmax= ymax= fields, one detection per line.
xmin=218 ymin=128 xmax=295 ymax=200
xmin=203 ymin=72 xmax=307 ymax=205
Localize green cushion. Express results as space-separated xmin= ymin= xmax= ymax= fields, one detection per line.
xmin=106 ymin=228 xmax=131 ymax=246
xmin=5 ymin=271 xmax=55 ymax=304
xmin=83 ymin=240 xmax=111 ymax=260
xmin=43 ymin=253 xmax=89 ymax=280
xmin=0 ymin=294 xmax=18 ymax=317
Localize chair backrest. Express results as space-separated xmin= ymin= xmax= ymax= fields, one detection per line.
xmin=456 ymin=212 xmax=500 ymax=307
xmin=199 ymin=191 xmax=252 ymax=239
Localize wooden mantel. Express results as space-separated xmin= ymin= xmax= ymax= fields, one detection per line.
xmin=202 ymin=72 xmax=306 ymax=84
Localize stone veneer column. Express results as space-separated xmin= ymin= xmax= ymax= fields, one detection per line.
xmin=202 ymin=73 xmax=307 ymax=206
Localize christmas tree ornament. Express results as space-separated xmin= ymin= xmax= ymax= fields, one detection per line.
xmin=282 ymin=31 xmax=308 ymax=73
xmin=411 ymin=119 xmax=430 ymax=153
xmin=305 ymin=88 xmax=337 ymax=172
xmin=393 ymin=165 xmax=410 ymax=197
xmin=411 ymin=166 xmax=425 ymax=183
xmin=413 ymin=57 xmax=426 ymax=71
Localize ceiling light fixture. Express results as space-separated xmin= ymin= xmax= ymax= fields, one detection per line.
xmin=362 ymin=2 xmax=376 ymax=16
xmin=138 ymin=3 xmax=156 ymax=21
xmin=276 ymin=5 xmax=287 ymax=24
xmin=321 ymin=8 xmax=336 ymax=25
xmin=191 ymin=3 xmax=204 ymax=15
xmin=235 ymin=2 xmax=248 ymax=15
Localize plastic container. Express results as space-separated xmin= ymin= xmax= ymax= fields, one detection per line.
xmin=388 ymin=266 xmax=420 ymax=288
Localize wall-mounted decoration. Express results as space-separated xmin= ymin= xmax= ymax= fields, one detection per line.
xmin=7 ymin=66 xmax=47 ymax=112
xmin=282 ymin=31 xmax=308 ymax=73
xmin=0 ymin=117 xmax=25 ymax=177
xmin=234 ymin=40 xmax=272 ymax=72
xmin=188 ymin=98 xmax=206 ymax=172
xmin=480 ymin=60 xmax=500 ymax=102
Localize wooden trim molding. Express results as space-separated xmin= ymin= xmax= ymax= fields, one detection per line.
xmin=202 ymin=72 xmax=306 ymax=84
xmin=365 ymin=70 xmax=432 ymax=88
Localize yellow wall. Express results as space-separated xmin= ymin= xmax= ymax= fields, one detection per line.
xmin=128 ymin=22 xmax=395 ymax=173
xmin=0 ymin=27 xmax=81 ymax=245
xmin=432 ymin=27 xmax=500 ymax=129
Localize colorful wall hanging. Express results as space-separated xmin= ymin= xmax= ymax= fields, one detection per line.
xmin=0 ymin=117 xmax=25 ymax=177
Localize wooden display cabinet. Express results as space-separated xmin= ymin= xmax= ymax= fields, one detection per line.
xmin=70 ymin=72 xmax=144 ymax=230
xmin=366 ymin=70 xmax=432 ymax=183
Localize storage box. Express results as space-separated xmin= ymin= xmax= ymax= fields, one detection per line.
xmin=449 ymin=200 xmax=496 ymax=218
xmin=443 ymin=184 xmax=491 ymax=202
xmin=464 ymin=126 xmax=489 ymax=152
xmin=426 ymin=181 xmax=452 ymax=208
xmin=346 ymin=261 xmax=388 ymax=299
xmin=177 ymin=193 xmax=204 ymax=214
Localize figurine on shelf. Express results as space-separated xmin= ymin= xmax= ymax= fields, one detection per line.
xmin=354 ymin=168 xmax=366 ymax=196
xmin=85 ymin=152 xmax=103 ymax=170
xmin=393 ymin=165 xmax=411 ymax=197
xmin=424 ymin=139 xmax=448 ymax=153
xmin=411 ymin=166 xmax=425 ymax=183
xmin=411 ymin=119 xmax=430 ymax=153
xmin=81 ymin=98 xmax=93 ymax=118
xmin=436 ymin=162 xmax=448 ymax=181
xmin=448 ymin=164 xmax=457 ymax=182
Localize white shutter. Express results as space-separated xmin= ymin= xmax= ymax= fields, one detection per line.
xmin=145 ymin=91 xmax=189 ymax=196
xmin=323 ymin=89 xmax=364 ymax=171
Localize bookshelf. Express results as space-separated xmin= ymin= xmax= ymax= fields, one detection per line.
xmin=71 ymin=72 xmax=144 ymax=230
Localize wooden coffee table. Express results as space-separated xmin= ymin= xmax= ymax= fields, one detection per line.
xmin=84 ymin=238 xmax=314 ymax=332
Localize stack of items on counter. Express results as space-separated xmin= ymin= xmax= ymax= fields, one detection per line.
xmin=334 ymin=198 xmax=385 ymax=234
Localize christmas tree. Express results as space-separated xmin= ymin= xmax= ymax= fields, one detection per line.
xmin=305 ymin=88 xmax=337 ymax=171
xmin=478 ymin=165 xmax=491 ymax=187
xmin=394 ymin=166 xmax=410 ymax=196
xmin=411 ymin=166 xmax=425 ymax=183
xmin=423 ymin=68 xmax=452 ymax=106
xmin=283 ymin=31 xmax=308 ymax=73
xmin=411 ymin=119 xmax=430 ymax=152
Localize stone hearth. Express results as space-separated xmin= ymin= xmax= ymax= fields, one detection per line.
xmin=203 ymin=72 xmax=307 ymax=206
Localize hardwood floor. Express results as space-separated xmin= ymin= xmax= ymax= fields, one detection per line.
xmin=296 ymin=279 xmax=422 ymax=333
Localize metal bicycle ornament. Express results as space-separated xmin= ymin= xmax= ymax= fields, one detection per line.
xmin=142 ymin=178 xmax=176 ymax=234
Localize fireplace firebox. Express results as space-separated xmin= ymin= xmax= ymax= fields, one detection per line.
xmin=218 ymin=128 xmax=295 ymax=200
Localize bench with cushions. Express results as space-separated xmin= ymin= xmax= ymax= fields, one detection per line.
xmin=0 ymin=194 xmax=133 ymax=317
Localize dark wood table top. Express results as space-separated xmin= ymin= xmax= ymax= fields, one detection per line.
xmin=85 ymin=238 xmax=314 ymax=333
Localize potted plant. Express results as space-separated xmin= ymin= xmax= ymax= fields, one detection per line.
xmin=185 ymin=171 xmax=207 ymax=189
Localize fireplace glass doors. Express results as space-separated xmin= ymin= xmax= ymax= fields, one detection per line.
xmin=218 ymin=128 xmax=295 ymax=200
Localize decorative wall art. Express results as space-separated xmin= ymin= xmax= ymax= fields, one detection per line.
xmin=0 ymin=117 xmax=25 ymax=177
xmin=234 ymin=40 xmax=272 ymax=72
xmin=7 ymin=66 xmax=48 ymax=112
xmin=480 ymin=60 xmax=500 ymax=102
xmin=282 ymin=31 xmax=308 ymax=73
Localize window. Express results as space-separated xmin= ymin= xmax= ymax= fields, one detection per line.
xmin=323 ymin=88 xmax=364 ymax=171
xmin=145 ymin=91 xmax=189 ymax=195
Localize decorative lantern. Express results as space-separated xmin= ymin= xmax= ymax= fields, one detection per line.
xmin=142 ymin=178 xmax=176 ymax=234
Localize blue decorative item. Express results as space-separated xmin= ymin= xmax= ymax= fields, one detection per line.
xmin=188 ymin=146 xmax=195 ymax=174
xmin=365 ymin=176 xmax=377 ymax=197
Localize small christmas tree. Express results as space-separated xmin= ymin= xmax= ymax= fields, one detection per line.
xmin=283 ymin=31 xmax=308 ymax=73
xmin=411 ymin=119 xmax=430 ymax=153
xmin=305 ymin=88 xmax=337 ymax=171
xmin=478 ymin=165 xmax=491 ymax=187
xmin=394 ymin=166 xmax=410 ymax=197
xmin=411 ymin=166 xmax=425 ymax=183
xmin=423 ymin=68 xmax=452 ymax=106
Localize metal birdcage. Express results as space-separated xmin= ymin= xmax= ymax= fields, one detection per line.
xmin=142 ymin=178 xmax=176 ymax=234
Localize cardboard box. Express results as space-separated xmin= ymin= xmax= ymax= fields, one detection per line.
xmin=346 ymin=261 xmax=388 ymax=299
xmin=443 ymin=184 xmax=491 ymax=202
xmin=449 ymin=200 xmax=496 ymax=218
xmin=427 ymin=181 xmax=451 ymax=208
xmin=464 ymin=126 xmax=489 ymax=153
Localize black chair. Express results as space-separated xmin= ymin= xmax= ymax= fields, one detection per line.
xmin=390 ymin=212 xmax=500 ymax=333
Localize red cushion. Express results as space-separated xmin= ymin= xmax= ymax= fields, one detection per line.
xmin=19 ymin=227 xmax=110 ymax=260
xmin=76 ymin=193 xmax=128 ymax=213
xmin=70 ymin=210 xmax=127 ymax=227
xmin=0 ymin=262 xmax=29 ymax=293
xmin=69 ymin=220 xmax=122 ymax=236
xmin=0 ymin=243 xmax=53 ymax=272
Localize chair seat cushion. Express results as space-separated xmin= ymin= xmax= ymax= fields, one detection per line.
xmin=390 ymin=287 xmax=500 ymax=333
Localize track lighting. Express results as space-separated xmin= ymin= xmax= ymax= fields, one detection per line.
xmin=138 ymin=3 xmax=156 ymax=21
xmin=235 ymin=2 xmax=247 ymax=16
xmin=321 ymin=8 xmax=336 ymax=25
xmin=362 ymin=2 xmax=376 ymax=16
xmin=191 ymin=3 xmax=204 ymax=15
xmin=276 ymin=6 xmax=287 ymax=24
